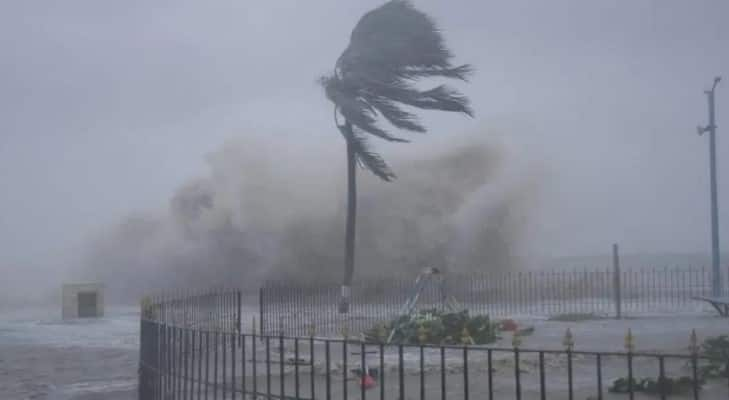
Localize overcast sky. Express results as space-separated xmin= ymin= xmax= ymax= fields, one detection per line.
xmin=1 ymin=0 xmax=728 ymax=280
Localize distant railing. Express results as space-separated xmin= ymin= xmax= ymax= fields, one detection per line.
xmin=141 ymin=288 xmax=243 ymax=333
xmin=260 ymin=265 xmax=729 ymax=337
xmin=139 ymin=291 xmax=729 ymax=400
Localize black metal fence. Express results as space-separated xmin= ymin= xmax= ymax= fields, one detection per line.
xmin=260 ymin=266 xmax=729 ymax=337
xmin=140 ymin=292 xmax=729 ymax=400
xmin=141 ymin=288 xmax=243 ymax=332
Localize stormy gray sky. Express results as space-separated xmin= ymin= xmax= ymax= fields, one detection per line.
xmin=1 ymin=0 xmax=728 ymax=288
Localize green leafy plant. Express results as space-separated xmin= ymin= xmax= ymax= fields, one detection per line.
xmin=697 ymin=334 xmax=729 ymax=378
xmin=365 ymin=309 xmax=499 ymax=345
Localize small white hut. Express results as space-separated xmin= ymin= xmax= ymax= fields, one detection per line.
xmin=62 ymin=283 xmax=105 ymax=319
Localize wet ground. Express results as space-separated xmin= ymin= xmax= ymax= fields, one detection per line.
xmin=0 ymin=307 xmax=139 ymax=400
xmin=1 ymin=305 xmax=727 ymax=399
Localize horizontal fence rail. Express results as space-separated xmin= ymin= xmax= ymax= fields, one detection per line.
xmin=140 ymin=302 xmax=729 ymax=400
xmin=260 ymin=266 xmax=729 ymax=337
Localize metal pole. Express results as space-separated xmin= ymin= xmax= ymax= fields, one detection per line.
xmin=698 ymin=77 xmax=722 ymax=296
xmin=613 ymin=243 xmax=622 ymax=319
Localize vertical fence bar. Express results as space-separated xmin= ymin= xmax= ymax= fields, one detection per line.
xmin=259 ymin=288 xmax=265 ymax=337
xmin=252 ymin=332 xmax=257 ymax=399
xmin=613 ymin=244 xmax=622 ymax=319
xmin=295 ymin=338 xmax=300 ymax=400
xmin=487 ymin=349 xmax=493 ymax=400
xmin=671 ymin=267 xmax=676 ymax=308
xmin=653 ymin=266 xmax=657 ymax=308
xmin=222 ymin=333 xmax=227 ymax=400
xmin=399 ymin=345 xmax=405 ymax=400
xmin=361 ymin=342 xmax=367 ymax=400
xmin=692 ymin=352 xmax=699 ymax=400
xmin=189 ymin=328 xmax=195 ymax=400
xmin=231 ymin=332 xmax=236 ymax=400
xmin=310 ymin=336 xmax=316 ymax=400
xmin=567 ymin=350 xmax=573 ymax=400
xmin=138 ymin=319 xmax=145 ymax=400
xmin=198 ymin=330 xmax=203 ymax=400
xmin=266 ymin=336 xmax=271 ymax=400
xmin=280 ymin=335 xmax=285 ymax=400
xmin=420 ymin=345 xmax=425 ymax=400
xmin=213 ymin=332 xmax=219 ymax=400
xmin=440 ymin=347 xmax=446 ymax=400
xmin=179 ymin=326 xmax=184 ymax=398
xmin=463 ymin=347 xmax=469 ymax=400
xmin=725 ymin=358 xmax=729 ymax=396
xmin=166 ymin=325 xmax=171 ymax=398
xmin=155 ymin=321 xmax=161 ymax=400
xmin=169 ymin=326 xmax=174 ymax=399
xmin=596 ymin=353 xmax=603 ymax=400
xmin=241 ymin=335 xmax=247 ymax=400
xmin=658 ymin=356 xmax=666 ymax=400
xmin=518 ymin=271 xmax=523 ymax=314
xmin=205 ymin=331 xmax=210 ymax=400
xmin=343 ymin=337 xmax=348 ymax=400
xmin=514 ymin=349 xmax=521 ymax=400
xmin=539 ymin=351 xmax=546 ymax=400
xmin=325 ymin=340 xmax=331 ymax=400
xmin=379 ymin=342 xmax=385 ymax=400
xmin=527 ymin=271 xmax=533 ymax=314
xmin=627 ymin=353 xmax=634 ymax=400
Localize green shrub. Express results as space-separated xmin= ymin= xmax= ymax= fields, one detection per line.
xmin=697 ymin=334 xmax=729 ymax=378
xmin=365 ymin=309 xmax=500 ymax=345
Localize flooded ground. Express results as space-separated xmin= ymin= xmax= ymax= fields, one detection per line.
xmin=0 ymin=306 xmax=139 ymax=400
xmin=2 ymin=305 xmax=727 ymax=399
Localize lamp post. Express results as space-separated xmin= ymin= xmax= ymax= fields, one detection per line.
xmin=697 ymin=76 xmax=722 ymax=296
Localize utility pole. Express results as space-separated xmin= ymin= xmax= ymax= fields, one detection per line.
xmin=697 ymin=76 xmax=722 ymax=297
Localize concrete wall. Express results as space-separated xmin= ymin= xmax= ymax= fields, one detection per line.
xmin=62 ymin=283 xmax=105 ymax=319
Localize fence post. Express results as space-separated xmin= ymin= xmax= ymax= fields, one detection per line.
xmin=613 ymin=243 xmax=622 ymax=319
xmin=237 ymin=290 xmax=242 ymax=334
xmin=259 ymin=286 xmax=264 ymax=337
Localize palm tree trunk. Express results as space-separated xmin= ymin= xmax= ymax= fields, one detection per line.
xmin=339 ymin=121 xmax=357 ymax=314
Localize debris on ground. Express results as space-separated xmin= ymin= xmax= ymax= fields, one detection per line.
xmin=609 ymin=376 xmax=704 ymax=395
xmin=500 ymin=319 xmax=519 ymax=331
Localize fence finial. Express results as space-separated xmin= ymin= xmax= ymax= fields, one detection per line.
xmin=372 ymin=323 xmax=386 ymax=343
xmin=624 ymin=328 xmax=635 ymax=353
xmin=461 ymin=326 xmax=474 ymax=345
xmin=512 ymin=330 xmax=522 ymax=349
xmin=689 ymin=329 xmax=699 ymax=355
xmin=418 ymin=323 xmax=428 ymax=344
xmin=563 ymin=328 xmax=575 ymax=351
xmin=141 ymin=296 xmax=154 ymax=319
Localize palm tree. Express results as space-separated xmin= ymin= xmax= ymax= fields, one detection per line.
xmin=320 ymin=0 xmax=473 ymax=313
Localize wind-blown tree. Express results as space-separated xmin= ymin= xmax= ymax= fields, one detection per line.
xmin=320 ymin=0 xmax=473 ymax=313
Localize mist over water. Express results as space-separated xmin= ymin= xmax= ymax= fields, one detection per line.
xmin=78 ymin=132 xmax=542 ymax=302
